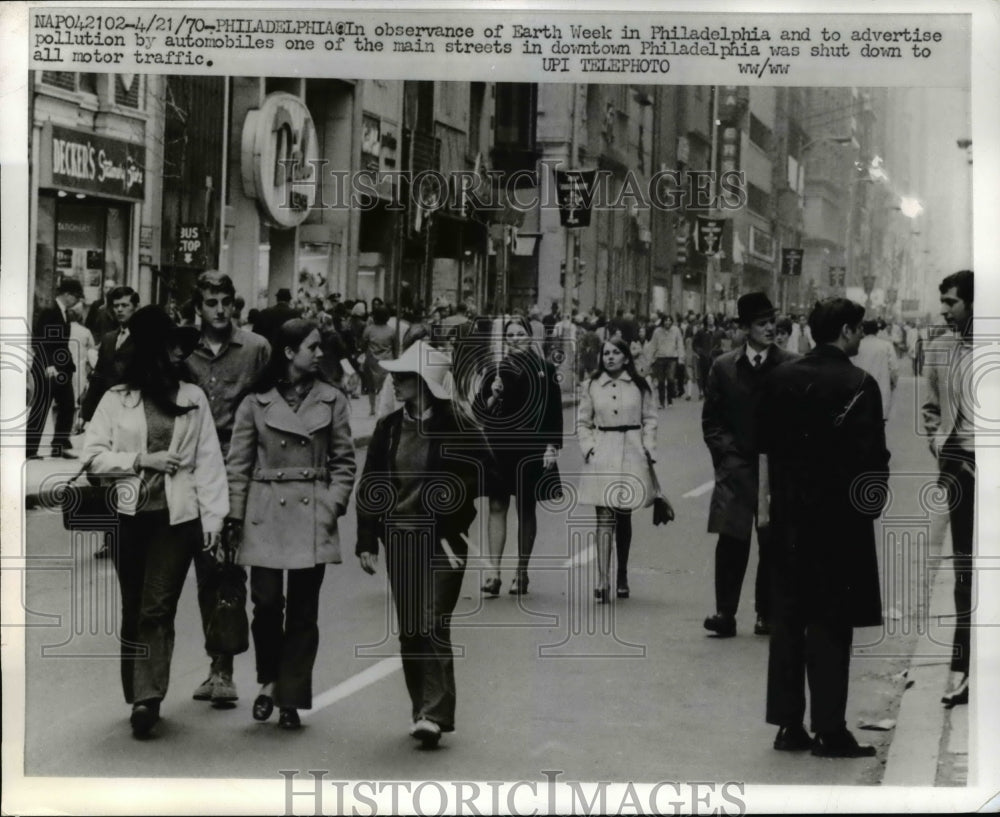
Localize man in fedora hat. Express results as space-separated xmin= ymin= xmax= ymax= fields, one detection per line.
xmin=27 ymin=277 xmax=85 ymax=459
xmin=701 ymin=292 xmax=798 ymax=638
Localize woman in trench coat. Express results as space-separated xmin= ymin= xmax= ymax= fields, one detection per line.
xmin=226 ymin=318 xmax=357 ymax=730
xmin=576 ymin=337 xmax=658 ymax=602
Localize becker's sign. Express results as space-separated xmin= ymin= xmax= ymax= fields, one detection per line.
xmin=240 ymin=92 xmax=319 ymax=229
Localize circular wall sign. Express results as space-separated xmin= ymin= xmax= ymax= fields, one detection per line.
xmin=240 ymin=92 xmax=319 ymax=229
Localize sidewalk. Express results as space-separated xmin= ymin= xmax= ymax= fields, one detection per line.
xmin=882 ymin=519 xmax=969 ymax=787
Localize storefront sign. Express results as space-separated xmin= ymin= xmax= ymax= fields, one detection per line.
xmin=45 ymin=125 xmax=145 ymax=200
xmin=241 ymin=92 xmax=319 ymax=229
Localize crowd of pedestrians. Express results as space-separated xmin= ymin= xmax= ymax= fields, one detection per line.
xmin=27 ymin=269 xmax=974 ymax=756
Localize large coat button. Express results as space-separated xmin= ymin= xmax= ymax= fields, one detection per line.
xmin=279 ymin=498 xmax=286 ymax=506
xmin=302 ymin=497 xmax=310 ymax=505
xmin=280 ymin=440 xmax=287 ymax=447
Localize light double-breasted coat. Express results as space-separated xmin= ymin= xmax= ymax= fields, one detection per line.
xmin=226 ymin=381 xmax=357 ymax=570
xmin=576 ymin=371 xmax=658 ymax=510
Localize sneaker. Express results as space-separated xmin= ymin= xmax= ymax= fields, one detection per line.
xmin=212 ymin=672 xmax=238 ymax=704
xmin=411 ymin=718 xmax=441 ymax=747
xmin=193 ymin=674 xmax=216 ymax=700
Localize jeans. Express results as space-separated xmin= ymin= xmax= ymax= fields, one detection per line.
xmin=384 ymin=527 xmax=466 ymax=731
xmin=250 ymin=565 xmax=326 ymax=709
xmin=112 ymin=511 xmax=202 ymax=704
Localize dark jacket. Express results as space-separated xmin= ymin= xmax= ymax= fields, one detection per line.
xmin=355 ymin=402 xmax=493 ymax=556
xmin=81 ymin=329 xmax=134 ymax=422
xmin=472 ymin=351 xmax=563 ymax=449
xmin=32 ymin=304 xmax=75 ymax=373
xmin=702 ymin=344 xmax=799 ymax=539
xmin=758 ymin=345 xmax=890 ymax=627
xmin=252 ymin=302 xmax=301 ymax=342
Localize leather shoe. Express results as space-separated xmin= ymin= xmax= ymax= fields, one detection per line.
xmin=754 ymin=615 xmax=770 ymax=636
xmin=54 ymin=450 xmax=79 ymax=459
xmin=941 ymin=674 xmax=969 ymax=707
xmin=811 ymin=729 xmax=876 ymax=758
xmin=703 ymin=613 xmax=736 ymax=637
xmin=616 ymin=584 xmax=630 ymax=599
xmin=773 ymin=724 xmax=813 ymax=751
xmin=278 ymin=708 xmax=301 ymax=730
xmin=509 ymin=572 xmax=529 ymax=595
xmin=481 ymin=578 xmax=501 ymax=597
xmin=594 ymin=587 xmax=610 ymax=604
xmin=252 ymin=695 xmax=274 ymax=722
xmin=130 ymin=700 xmax=161 ymax=738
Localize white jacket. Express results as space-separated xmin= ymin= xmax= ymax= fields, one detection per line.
xmin=82 ymin=383 xmax=229 ymax=533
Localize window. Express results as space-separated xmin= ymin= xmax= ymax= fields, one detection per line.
xmin=747 ymin=182 xmax=771 ymax=216
xmin=749 ymin=114 xmax=771 ymax=151
xmin=494 ymin=83 xmax=536 ymax=147
xmin=115 ymin=74 xmax=141 ymax=108
xmin=41 ymin=72 xmax=98 ymax=95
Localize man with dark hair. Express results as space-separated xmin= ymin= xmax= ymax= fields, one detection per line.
xmin=922 ymin=270 xmax=974 ymax=708
xmin=252 ymin=286 xmax=300 ymax=341
xmin=758 ymin=296 xmax=889 ymax=757
xmin=84 ymin=278 xmax=119 ymax=340
xmin=702 ymin=293 xmax=798 ymax=638
xmin=183 ymin=270 xmax=270 ymax=707
xmin=80 ymin=286 xmax=140 ymax=424
xmin=27 ymin=277 xmax=84 ymax=459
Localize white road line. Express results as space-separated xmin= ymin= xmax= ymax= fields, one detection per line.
xmin=564 ymin=543 xmax=596 ymax=568
xmin=300 ymin=655 xmax=402 ymax=719
xmin=683 ymin=480 xmax=715 ymax=499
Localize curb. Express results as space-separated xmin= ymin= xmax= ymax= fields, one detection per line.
xmin=882 ymin=528 xmax=966 ymax=786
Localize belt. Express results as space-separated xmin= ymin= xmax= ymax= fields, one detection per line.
xmin=252 ymin=467 xmax=330 ymax=482
xmin=597 ymin=425 xmax=641 ymax=432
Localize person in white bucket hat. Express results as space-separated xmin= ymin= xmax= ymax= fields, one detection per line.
xmin=355 ymin=340 xmax=494 ymax=747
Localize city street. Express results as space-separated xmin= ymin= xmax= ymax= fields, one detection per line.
xmin=18 ymin=372 xmax=951 ymax=787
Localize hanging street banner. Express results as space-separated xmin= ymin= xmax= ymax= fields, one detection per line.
xmin=781 ymin=247 xmax=804 ymax=276
xmin=695 ymin=216 xmax=725 ymax=256
xmin=554 ymin=168 xmax=598 ymax=228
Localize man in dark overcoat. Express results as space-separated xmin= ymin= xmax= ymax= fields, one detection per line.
xmin=27 ymin=277 xmax=84 ymax=459
xmin=80 ymin=286 xmax=139 ymax=425
xmin=758 ymin=297 xmax=889 ymax=757
xmin=702 ymin=292 xmax=797 ymax=638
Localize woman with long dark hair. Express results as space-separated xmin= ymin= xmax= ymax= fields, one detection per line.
xmin=473 ymin=316 xmax=563 ymax=596
xmin=225 ymin=319 xmax=357 ymax=730
xmin=356 ymin=340 xmax=491 ymax=747
xmin=82 ymin=305 xmax=227 ymax=737
xmin=576 ymin=337 xmax=658 ymax=602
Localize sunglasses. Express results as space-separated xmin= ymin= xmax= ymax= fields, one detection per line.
xmin=203 ymin=297 xmax=234 ymax=308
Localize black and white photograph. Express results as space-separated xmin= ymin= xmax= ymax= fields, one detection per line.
xmin=2 ymin=2 xmax=999 ymax=814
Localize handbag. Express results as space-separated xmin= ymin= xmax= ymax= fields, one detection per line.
xmin=60 ymin=457 xmax=118 ymax=531
xmin=646 ymin=453 xmax=675 ymax=526
xmin=204 ymin=523 xmax=250 ymax=656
